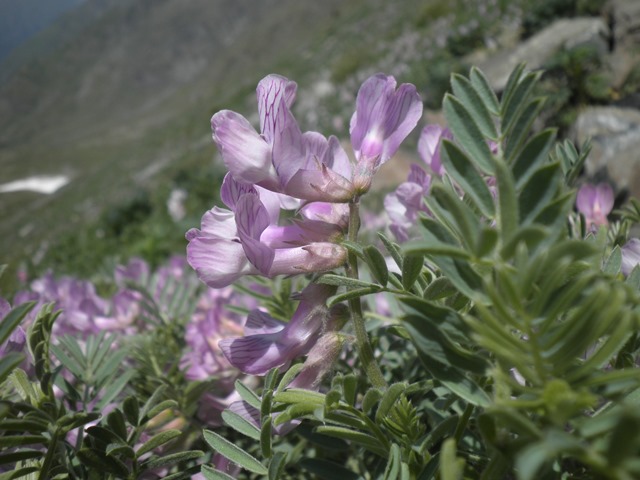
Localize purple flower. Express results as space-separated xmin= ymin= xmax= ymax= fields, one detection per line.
xmin=287 ymin=331 xmax=346 ymax=390
xmin=187 ymin=175 xmax=348 ymax=288
xmin=351 ymin=74 xmax=423 ymax=193
xmin=219 ymin=284 xmax=347 ymax=375
xmin=576 ymin=183 xmax=614 ymax=230
xmin=384 ymin=164 xmax=431 ymax=242
xmin=417 ymin=124 xmax=453 ymax=177
xmin=212 ymin=75 xmax=355 ymax=203
xmin=622 ymin=238 xmax=640 ymax=276
xmin=181 ymin=287 xmax=248 ymax=382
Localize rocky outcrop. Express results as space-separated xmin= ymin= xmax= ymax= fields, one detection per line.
xmin=611 ymin=0 xmax=640 ymax=47
xmin=573 ymin=106 xmax=640 ymax=198
xmin=479 ymin=17 xmax=609 ymax=91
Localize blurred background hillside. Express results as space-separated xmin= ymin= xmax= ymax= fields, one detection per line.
xmin=0 ymin=0 xmax=638 ymax=290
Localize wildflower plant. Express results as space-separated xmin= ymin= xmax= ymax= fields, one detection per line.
xmin=2 ymin=63 xmax=640 ymax=480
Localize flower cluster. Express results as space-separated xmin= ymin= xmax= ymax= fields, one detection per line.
xmin=0 ymin=256 xmax=254 ymax=426
xmin=187 ymin=73 xmax=423 ymax=383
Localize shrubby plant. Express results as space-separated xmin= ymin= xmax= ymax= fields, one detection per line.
xmin=2 ymin=64 xmax=640 ymax=480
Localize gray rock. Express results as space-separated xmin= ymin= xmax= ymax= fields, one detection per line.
xmin=612 ymin=0 xmax=640 ymax=47
xmin=479 ymin=18 xmax=610 ymax=91
xmin=573 ymin=106 xmax=640 ymax=198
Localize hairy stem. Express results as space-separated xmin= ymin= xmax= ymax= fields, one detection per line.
xmin=346 ymin=200 xmax=386 ymax=388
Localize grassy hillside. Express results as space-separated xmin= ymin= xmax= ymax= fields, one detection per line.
xmin=0 ymin=0 xmax=530 ymax=283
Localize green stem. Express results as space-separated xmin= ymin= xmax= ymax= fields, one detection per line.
xmin=346 ymin=200 xmax=387 ymax=388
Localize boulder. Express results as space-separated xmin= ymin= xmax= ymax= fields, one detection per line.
xmin=479 ymin=18 xmax=610 ymax=91
xmin=573 ymin=106 xmax=640 ymax=198
xmin=611 ymin=0 xmax=640 ymax=47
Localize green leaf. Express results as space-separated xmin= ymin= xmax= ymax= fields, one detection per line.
xmin=50 ymin=343 xmax=84 ymax=378
xmin=299 ymin=458 xmax=363 ymax=480
xmin=0 ymin=435 xmax=47 ymax=448
xmin=0 ymin=302 xmax=34 ymax=345
xmin=494 ymin=156 xmax=518 ymax=235
xmin=0 ymin=419 xmax=47 ymax=432
xmin=504 ymin=98 xmax=546 ymax=161
xmin=376 ymin=383 xmax=407 ymax=423
xmin=363 ymin=246 xmax=389 ymax=286
xmin=440 ymin=141 xmax=495 ymax=218
xmin=451 ymin=73 xmax=498 ymax=139
xmin=201 ymin=465 xmax=236 ymax=480
xmin=328 ymin=287 xmax=382 ymax=307
xmin=123 ymin=396 xmax=140 ymax=426
xmin=314 ymin=426 xmax=387 ymax=457
xmin=518 ymin=163 xmax=561 ymax=224
xmin=163 ymin=466 xmax=204 ymax=480
xmin=342 ymin=374 xmax=358 ymax=406
xmin=86 ymin=426 xmax=125 ymax=444
xmin=515 ymin=431 xmax=583 ymax=480
xmin=107 ymin=409 xmax=128 ymax=441
xmin=106 ymin=442 xmax=135 ymax=459
xmin=276 ymin=363 xmax=305 ymax=392
xmin=420 ymin=415 xmax=459 ymax=452
xmin=431 ymin=184 xmax=480 ymax=249
xmin=440 ymin=438 xmax=465 ymax=480
xmin=268 ymin=452 xmax=287 ymax=480
xmin=260 ymin=415 xmax=272 ymax=458
xmin=400 ymin=253 xmax=424 ymax=292
xmin=274 ymin=403 xmax=323 ymax=426
xmin=221 ymin=409 xmax=261 ymax=440
xmin=502 ymin=71 xmax=540 ymax=136
xmin=142 ymin=450 xmax=204 ymax=470
xmin=341 ymin=240 xmax=365 ymax=258
xmin=56 ymin=412 xmax=101 ymax=434
xmin=384 ymin=443 xmax=402 ymax=480
xmin=534 ymin=191 xmax=574 ymax=226
xmin=0 ymin=449 xmax=42 ymax=466
xmin=318 ymin=274 xmax=379 ymax=289
xmin=403 ymin=241 xmax=470 ymax=260
xmin=0 ymin=467 xmax=39 ymax=480
xmin=145 ymin=399 xmax=179 ymax=422
xmin=417 ymin=351 xmax=490 ymax=407
xmin=443 ymin=94 xmax=494 ymax=174
xmin=378 ymin=232 xmax=404 ymax=269
xmin=97 ymin=369 xmax=135 ymax=410
xmin=136 ymin=430 xmax=181 ymax=457
xmin=0 ymin=353 xmax=25 ymax=385
xmin=234 ymin=380 xmax=261 ymax=410
xmin=604 ymin=246 xmax=622 ymax=275
xmin=203 ymin=429 xmax=267 ymax=475
xmin=500 ymin=63 xmax=526 ymax=111
xmin=404 ymin=314 xmax=487 ymax=375
xmin=475 ymin=227 xmax=499 ymax=258
xmin=512 ymin=129 xmax=556 ymax=188
xmin=9 ymin=369 xmax=37 ymax=403
xmin=362 ymin=388 xmax=383 ymax=414
xmin=470 ymin=67 xmax=500 ymax=114
xmin=77 ymin=448 xmax=130 ymax=477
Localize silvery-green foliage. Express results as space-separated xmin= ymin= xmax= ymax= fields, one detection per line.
xmin=204 ymin=66 xmax=640 ymax=480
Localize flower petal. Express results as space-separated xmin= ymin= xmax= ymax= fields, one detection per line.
xmin=212 ymin=110 xmax=276 ymax=186
xmin=187 ymin=236 xmax=255 ymax=288
xmin=235 ymin=194 xmax=275 ymax=275
xmin=257 ymin=74 xmax=297 ymax=144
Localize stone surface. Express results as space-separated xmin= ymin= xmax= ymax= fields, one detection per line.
xmin=612 ymin=0 xmax=640 ymax=47
xmin=479 ymin=17 xmax=610 ymax=91
xmin=573 ymin=106 xmax=640 ymax=198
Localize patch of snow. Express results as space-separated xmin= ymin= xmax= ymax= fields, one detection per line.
xmin=0 ymin=175 xmax=70 ymax=194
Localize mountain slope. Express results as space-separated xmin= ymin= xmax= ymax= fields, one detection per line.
xmin=0 ymin=0 xmax=430 ymax=265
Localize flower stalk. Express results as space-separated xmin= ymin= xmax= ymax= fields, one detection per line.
xmin=346 ymin=199 xmax=386 ymax=388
